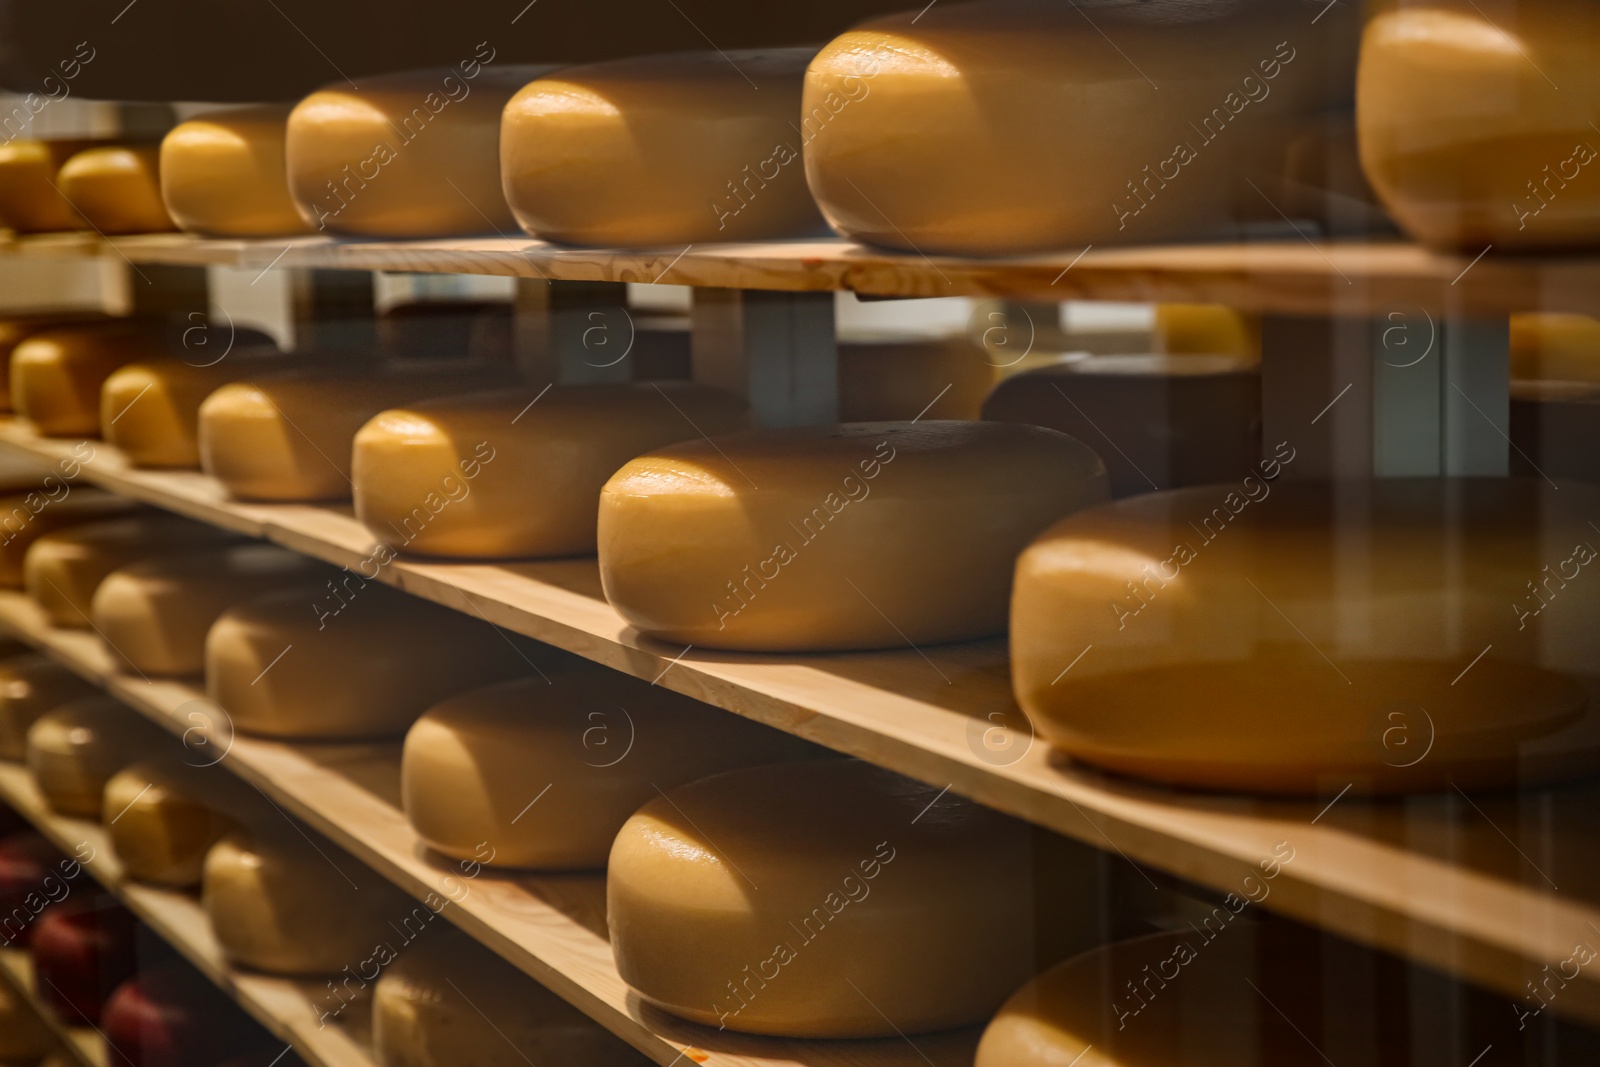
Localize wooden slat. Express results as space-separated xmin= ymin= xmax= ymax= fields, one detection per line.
xmin=0 ymin=948 xmax=106 ymax=1067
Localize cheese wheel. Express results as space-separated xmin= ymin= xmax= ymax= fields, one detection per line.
xmin=1510 ymin=380 xmax=1600 ymax=486
xmin=286 ymin=67 xmax=551 ymax=237
xmin=0 ymin=489 xmax=145 ymax=588
xmin=26 ymin=696 xmax=155 ymax=818
xmin=599 ymin=421 xmax=1109 ymax=651
xmin=353 ymin=383 xmax=750 ymax=559
xmin=103 ymin=763 xmax=233 ymax=888
xmin=23 ymin=515 xmax=239 ymax=628
xmin=31 ymin=897 xmax=138 ymax=1025
xmin=838 ymin=335 xmax=996 ymax=422
xmin=1013 ymin=478 xmax=1600 ymax=795
xmin=1357 ymin=0 xmax=1600 ymax=251
xmin=202 ymin=829 xmax=401 ymax=975
xmin=92 ymin=544 xmax=334 ymax=677
xmin=610 ymin=759 xmax=1092 ymax=1037
xmin=206 ymin=584 xmax=533 ymax=739
xmin=1510 ymin=313 xmax=1600 ymax=383
xmin=1153 ymin=305 xmax=1261 ymax=361
xmin=0 ymin=972 xmax=52 ymax=1062
xmin=160 ymin=105 xmax=313 ymax=237
xmin=803 ymin=0 xmax=1357 ymax=254
xmin=981 ymin=355 xmax=1262 ymax=498
xmin=103 ymin=966 xmax=244 ymax=1067
xmin=0 ymin=832 xmax=62 ymax=947
xmin=403 ymin=673 xmax=818 ymax=869
xmin=197 ymin=363 xmax=518 ymax=501
xmin=503 ymin=50 xmax=825 ymax=245
xmin=13 ymin=320 xmax=174 ymax=437
xmin=0 ymin=140 xmax=101 ymax=233
xmin=0 ymin=654 xmax=98 ymax=760
xmin=0 ymin=312 xmax=109 ymax=411
xmin=57 ymin=145 xmax=175 ymax=235
xmin=374 ymin=928 xmax=647 ymax=1067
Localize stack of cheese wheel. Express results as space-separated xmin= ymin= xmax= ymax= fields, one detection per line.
xmin=609 ymin=759 xmax=1103 ymax=1036
xmin=22 ymin=514 xmax=240 ymax=627
xmin=286 ymin=66 xmax=552 ymax=236
xmin=0 ymin=655 xmax=96 ymax=760
xmin=1357 ymin=0 xmax=1600 ymax=250
xmin=93 ymin=544 xmax=335 ymax=676
xmin=373 ymin=927 xmax=649 ymax=1067
xmin=802 ymin=0 xmax=1358 ymax=253
xmin=206 ymin=582 xmax=535 ymax=739
xmin=502 ymin=49 xmax=824 ymax=244
xmin=0 ymin=312 xmax=109 ymax=411
xmin=599 ymin=422 xmax=1108 ymax=650
xmin=402 ymin=672 xmax=819 ymax=868
xmin=352 ymin=382 xmax=748 ymax=558
xmin=57 ymin=145 xmax=176 ymax=234
xmin=104 ymin=762 xmax=242 ymax=888
xmin=197 ymin=362 xmax=518 ymax=501
xmin=159 ymin=106 xmax=311 ymax=237
xmin=1012 ymin=478 xmax=1600 ymax=795
xmin=0 ymin=140 xmax=103 ymax=233
xmin=26 ymin=696 xmax=158 ymax=817
xmin=0 ymin=972 xmax=52 ymax=1062
xmin=0 ymin=489 xmax=145 ymax=588
xmin=982 ymin=355 xmax=1261 ymax=497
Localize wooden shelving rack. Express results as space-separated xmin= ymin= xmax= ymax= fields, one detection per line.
xmin=0 ymin=946 xmax=106 ymax=1067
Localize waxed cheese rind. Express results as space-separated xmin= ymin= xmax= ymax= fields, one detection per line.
xmin=57 ymin=145 xmax=176 ymax=235
xmin=160 ymin=105 xmax=313 ymax=237
xmin=0 ymin=489 xmax=144 ymax=589
xmin=0 ymin=653 xmax=96 ymax=761
xmin=25 ymin=696 xmax=153 ymax=818
xmin=13 ymin=321 xmax=175 ymax=438
xmin=103 ymin=763 xmax=232 ymax=888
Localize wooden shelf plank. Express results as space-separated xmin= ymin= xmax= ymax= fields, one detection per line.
xmin=0 ymin=948 xmax=106 ymax=1067
xmin=0 ymin=424 xmax=1597 ymax=1034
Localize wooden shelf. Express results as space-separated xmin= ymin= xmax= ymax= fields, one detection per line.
xmin=0 ymin=759 xmax=374 ymax=1067
xmin=0 ymin=423 xmax=1597 ymax=1035
xmin=0 ymin=948 xmax=106 ymax=1067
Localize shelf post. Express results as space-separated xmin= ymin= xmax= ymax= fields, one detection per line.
xmin=690 ymin=288 xmax=838 ymax=427
xmin=513 ymin=279 xmax=632 ymax=385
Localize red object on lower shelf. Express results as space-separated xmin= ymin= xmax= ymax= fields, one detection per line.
xmin=31 ymin=895 xmax=139 ymax=1024
xmin=0 ymin=832 xmax=67 ymax=948
xmin=104 ymin=965 xmax=253 ymax=1067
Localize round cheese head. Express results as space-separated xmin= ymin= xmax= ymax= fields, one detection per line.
xmin=353 ymin=383 xmax=750 ymax=559
xmin=57 ymin=145 xmax=176 ymax=235
xmin=0 ymin=312 xmax=110 ymax=412
xmin=0 ymin=139 xmax=102 ymax=232
xmin=1012 ymin=478 xmax=1600 ymax=795
xmin=160 ymin=105 xmax=312 ymax=237
xmin=103 ymin=762 xmax=233 ymax=888
xmin=982 ymin=355 xmax=1262 ymax=498
xmin=206 ymin=583 xmax=534 ymax=739
xmin=838 ymin=334 xmax=996 ymax=422
xmin=23 ymin=514 xmax=239 ymax=628
xmin=609 ymin=759 xmax=1090 ymax=1037
xmin=599 ymin=421 xmax=1109 ymax=651
xmin=26 ymin=696 xmax=155 ymax=818
xmin=13 ymin=320 xmax=176 ymax=437
xmin=197 ymin=363 xmax=517 ymax=502
xmin=503 ymin=49 xmax=825 ymax=245
xmin=1510 ymin=313 xmax=1600 ymax=383
xmin=93 ymin=544 xmax=334 ymax=677
xmin=1154 ymin=305 xmax=1261 ymax=361
xmin=803 ymin=0 xmax=1357 ymax=254
xmin=1358 ymin=0 xmax=1600 ymax=251
xmin=0 ymin=653 xmax=97 ymax=761
xmin=0 ymin=489 xmax=146 ymax=588
xmin=286 ymin=67 xmax=551 ymax=237
xmin=402 ymin=673 xmax=818 ymax=869
xmin=374 ymin=928 xmax=647 ymax=1067
xmin=0 ymin=970 xmax=52 ymax=1061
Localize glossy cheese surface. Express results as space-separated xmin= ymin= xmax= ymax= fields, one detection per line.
xmin=503 ymin=50 xmax=825 ymax=245
xmin=104 ymin=763 xmax=232 ymax=888
xmin=93 ymin=544 xmax=333 ymax=677
xmin=23 ymin=514 xmax=237 ymax=627
xmin=609 ymin=759 xmax=1092 ymax=1037
xmin=1153 ymin=305 xmax=1261 ymax=361
xmin=1013 ymin=478 xmax=1600 ymax=795
xmin=286 ymin=67 xmax=549 ymax=237
xmin=1357 ymin=0 xmax=1600 ymax=250
xmin=0 ymin=312 xmax=109 ymax=412
xmin=206 ymin=584 xmax=532 ymax=739
xmin=0 ymin=653 xmax=96 ymax=760
xmin=803 ymin=0 xmax=1356 ymax=254
xmin=0 ymin=489 xmax=144 ymax=588
xmin=198 ymin=363 xmax=516 ymax=501
xmin=353 ymin=383 xmax=750 ymax=558
xmin=161 ymin=105 xmax=312 ymax=237
xmin=838 ymin=334 xmax=996 ymax=421
xmin=26 ymin=696 xmax=153 ymax=817
xmin=402 ymin=673 xmax=816 ymax=869
xmin=57 ymin=145 xmax=176 ymax=234
xmin=599 ymin=421 xmax=1109 ymax=650
xmin=102 ymin=354 xmax=302 ymax=469
xmin=0 ymin=140 xmax=98 ymax=232
xmin=13 ymin=320 xmax=175 ymax=437
xmin=1510 ymin=313 xmax=1600 ymax=382
xmin=0 ymin=969 xmax=53 ymax=1060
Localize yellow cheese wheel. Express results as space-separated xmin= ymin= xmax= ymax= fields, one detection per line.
xmin=206 ymin=584 xmax=533 ymax=740
xmin=599 ymin=421 xmax=1109 ymax=651
xmin=503 ymin=50 xmax=825 ymax=245
xmin=57 ymin=145 xmax=176 ymax=235
xmin=0 ymin=973 xmax=52 ymax=1062
xmin=374 ymin=928 xmax=648 ymax=1067
xmin=981 ymin=355 xmax=1261 ymax=498
xmin=1153 ymin=305 xmax=1261 ymax=361
xmin=353 ymin=383 xmax=750 ymax=559
xmin=26 ymin=695 xmax=154 ymax=818
xmin=0 ymin=653 xmax=96 ymax=761
xmin=1357 ymin=0 xmax=1600 ymax=251
xmin=0 ymin=489 xmax=145 ymax=588
xmin=103 ymin=762 xmax=233 ymax=888
xmin=610 ymin=759 xmax=1094 ymax=1037
xmin=1012 ymin=478 xmax=1600 ymax=795
xmin=1510 ymin=313 xmax=1600 ymax=382
xmin=839 ymin=335 xmax=996 ymax=421
xmin=0 ymin=140 xmax=100 ymax=233
xmin=93 ymin=544 xmax=334 ymax=677
xmin=402 ymin=673 xmax=818 ymax=869
xmin=13 ymin=320 xmax=174 ymax=437
xmin=286 ymin=67 xmax=550 ymax=237
xmin=160 ymin=105 xmax=313 ymax=237
xmin=202 ymin=829 xmax=403 ymax=975
xmin=803 ymin=0 xmax=1357 ymax=254
xmin=23 ymin=515 xmax=239 ymax=628
xmin=0 ymin=311 xmax=110 ymax=412
xmin=197 ymin=363 xmax=517 ymax=501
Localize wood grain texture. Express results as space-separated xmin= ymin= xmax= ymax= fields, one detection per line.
xmin=0 ymin=948 xmax=105 ymax=1067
